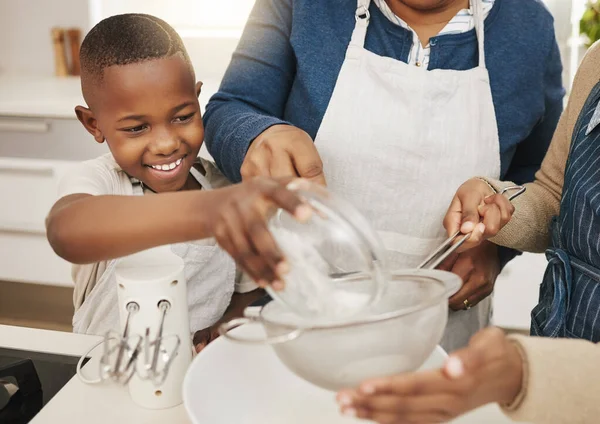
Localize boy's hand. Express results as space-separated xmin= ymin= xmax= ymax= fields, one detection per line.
xmin=211 ymin=178 xmax=312 ymax=288
xmin=241 ymin=125 xmax=327 ymax=186
xmin=336 ymin=327 xmax=524 ymax=424
xmin=193 ymin=290 xmax=266 ymax=353
xmin=193 ymin=324 xmax=220 ymax=353
xmin=443 ymin=178 xmax=515 ymax=252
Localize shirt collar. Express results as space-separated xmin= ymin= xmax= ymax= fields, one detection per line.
xmin=372 ymin=0 xmax=495 ymax=33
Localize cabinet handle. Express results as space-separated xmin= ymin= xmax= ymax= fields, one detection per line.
xmin=0 ymin=162 xmax=54 ymax=176
xmin=0 ymin=119 xmax=50 ymax=133
xmin=0 ymin=222 xmax=46 ymax=235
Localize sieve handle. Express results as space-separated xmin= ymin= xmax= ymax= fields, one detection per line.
xmin=218 ymin=317 xmax=305 ymax=345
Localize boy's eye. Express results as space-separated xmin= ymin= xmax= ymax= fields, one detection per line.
xmin=122 ymin=124 xmax=148 ymax=134
xmin=173 ymin=113 xmax=195 ymax=123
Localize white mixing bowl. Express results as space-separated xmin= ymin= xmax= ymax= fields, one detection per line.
xmin=220 ymin=269 xmax=460 ymax=391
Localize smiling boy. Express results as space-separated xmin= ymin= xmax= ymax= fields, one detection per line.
xmin=46 ymin=14 xmax=306 ymax=339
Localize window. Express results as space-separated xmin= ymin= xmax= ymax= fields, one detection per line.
xmin=88 ymin=0 xmax=256 ymax=79
xmin=89 ymin=0 xmax=255 ymax=38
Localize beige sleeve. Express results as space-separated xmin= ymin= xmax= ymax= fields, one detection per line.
xmin=484 ymin=42 xmax=600 ymax=253
xmin=502 ymin=335 xmax=600 ymax=424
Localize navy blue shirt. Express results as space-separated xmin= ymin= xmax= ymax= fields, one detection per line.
xmin=204 ymin=0 xmax=565 ymax=186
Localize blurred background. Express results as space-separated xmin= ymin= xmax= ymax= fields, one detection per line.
xmin=0 ymin=0 xmax=594 ymax=333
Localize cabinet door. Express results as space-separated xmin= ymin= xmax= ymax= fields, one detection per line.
xmin=0 ymin=158 xmax=76 ymax=286
xmin=0 ymin=116 xmax=108 ymax=161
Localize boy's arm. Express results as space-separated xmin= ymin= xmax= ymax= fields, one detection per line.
xmin=46 ymin=189 xmax=228 ymax=264
xmin=47 ymin=175 xmax=308 ymax=285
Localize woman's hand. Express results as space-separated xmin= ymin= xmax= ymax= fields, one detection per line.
xmin=241 ymin=125 xmax=327 ymax=186
xmin=443 ymin=178 xmax=515 ymax=252
xmin=336 ymin=327 xmax=524 ymax=424
xmin=209 ymin=177 xmax=312 ymax=289
xmin=439 ymin=242 xmax=501 ymax=311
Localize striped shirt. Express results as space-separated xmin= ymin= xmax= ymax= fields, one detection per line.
xmin=373 ymin=0 xmax=495 ymax=69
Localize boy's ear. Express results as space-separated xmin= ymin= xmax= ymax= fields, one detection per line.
xmin=75 ymin=105 xmax=105 ymax=144
xmin=195 ymin=81 xmax=203 ymax=97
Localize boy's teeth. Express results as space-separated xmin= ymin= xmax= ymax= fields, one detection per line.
xmin=151 ymin=158 xmax=183 ymax=171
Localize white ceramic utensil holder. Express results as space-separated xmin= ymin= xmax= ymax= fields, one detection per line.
xmin=115 ymin=246 xmax=193 ymax=409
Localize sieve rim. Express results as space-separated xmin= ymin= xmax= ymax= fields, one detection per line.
xmin=259 ymin=269 xmax=460 ymax=331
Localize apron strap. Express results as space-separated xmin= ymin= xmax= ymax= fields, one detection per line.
xmin=351 ymin=0 xmax=371 ymax=48
xmin=130 ymin=178 xmax=144 ymax=196
xmin=472 ymin=0 xmax=486 ymax=68
xmin=189 ymin=165 xmax=213 ymax=190
xmin=352 ymin=0 xmax=486 ymax=69
xmin=129 ymin=161 xmax=213 ymax=196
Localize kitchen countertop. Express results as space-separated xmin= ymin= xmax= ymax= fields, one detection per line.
xmin=0 ymin=325 xmax=190 ymax=423
xmin=0 ymin=74 xmax=221 ymax=119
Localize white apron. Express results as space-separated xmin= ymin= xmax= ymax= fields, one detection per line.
xmin=72 ymin=166 xmax=236 ymax=336
xmin=315 ymin=0 xmax=501 ymax=352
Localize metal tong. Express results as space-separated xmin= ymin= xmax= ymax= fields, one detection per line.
xmin=418 ymin=185 xmax=526 ymax=270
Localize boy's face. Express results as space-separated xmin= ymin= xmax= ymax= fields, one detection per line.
xmin=77 ymin=54 xmax=203 ymax=193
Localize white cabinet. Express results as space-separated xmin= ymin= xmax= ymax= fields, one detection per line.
xmin=0 ymin=157 xmax=77 ymax=286
xmin=0 ymin=116 xmax=108 ymax=161
xmin=0 ymin=115 xmax=103 ymax=287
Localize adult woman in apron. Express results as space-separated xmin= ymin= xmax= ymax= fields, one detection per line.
xmin=204 ymin=0 xmax=564 ymax=351
xmin=335 ymin=43 xmax=600 ymax=424
xmin=444 ymin=39 xmax=600 ymax=342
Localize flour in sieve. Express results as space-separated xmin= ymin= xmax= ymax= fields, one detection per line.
xmin=272 ymin=227 xmax=371 ymax=317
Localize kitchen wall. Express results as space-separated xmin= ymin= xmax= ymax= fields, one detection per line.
xmin=0 ymin=0 xmax=91 ymax=76
xmin=0 ymin=0 xmax=236 ymax=82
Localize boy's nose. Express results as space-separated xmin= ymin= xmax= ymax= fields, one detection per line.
xmin=150 ymin=135 xmax=180 ymax=156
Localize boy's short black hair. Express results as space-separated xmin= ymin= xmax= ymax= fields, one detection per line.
xmin=80 ymin=13 xmax=193 ymax=84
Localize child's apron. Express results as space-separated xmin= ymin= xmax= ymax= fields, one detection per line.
xmin=72 ymin=167 xmax=236 ymax=335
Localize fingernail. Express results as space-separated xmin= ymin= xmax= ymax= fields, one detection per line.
xmin=276 ymin=261 xmax=290 ymax=275
xmin=337 ymin=394 xmax=352 ymax=406
xmin=257 ymin=279 xmax=268 ymax=288
xmin=272 ymin=280 xmax=285 ymax=291
xmin=295 ymin=205 xmax=313 ymax=222
xmin=342 ymin=408 xmax=357 ymax=417
xmin=445 ymin=356 xmax=464 ymax=378
xmin=476 ymin=223 xmax=486 ymax=234
xmin=360 ymin=384 xmax=375 ymax=395
xmin=461 ymin=222 xmax=475 ymax=232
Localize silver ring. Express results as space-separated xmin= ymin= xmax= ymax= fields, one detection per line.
xmin=355 ymin=5 xmax=370 ymax=22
